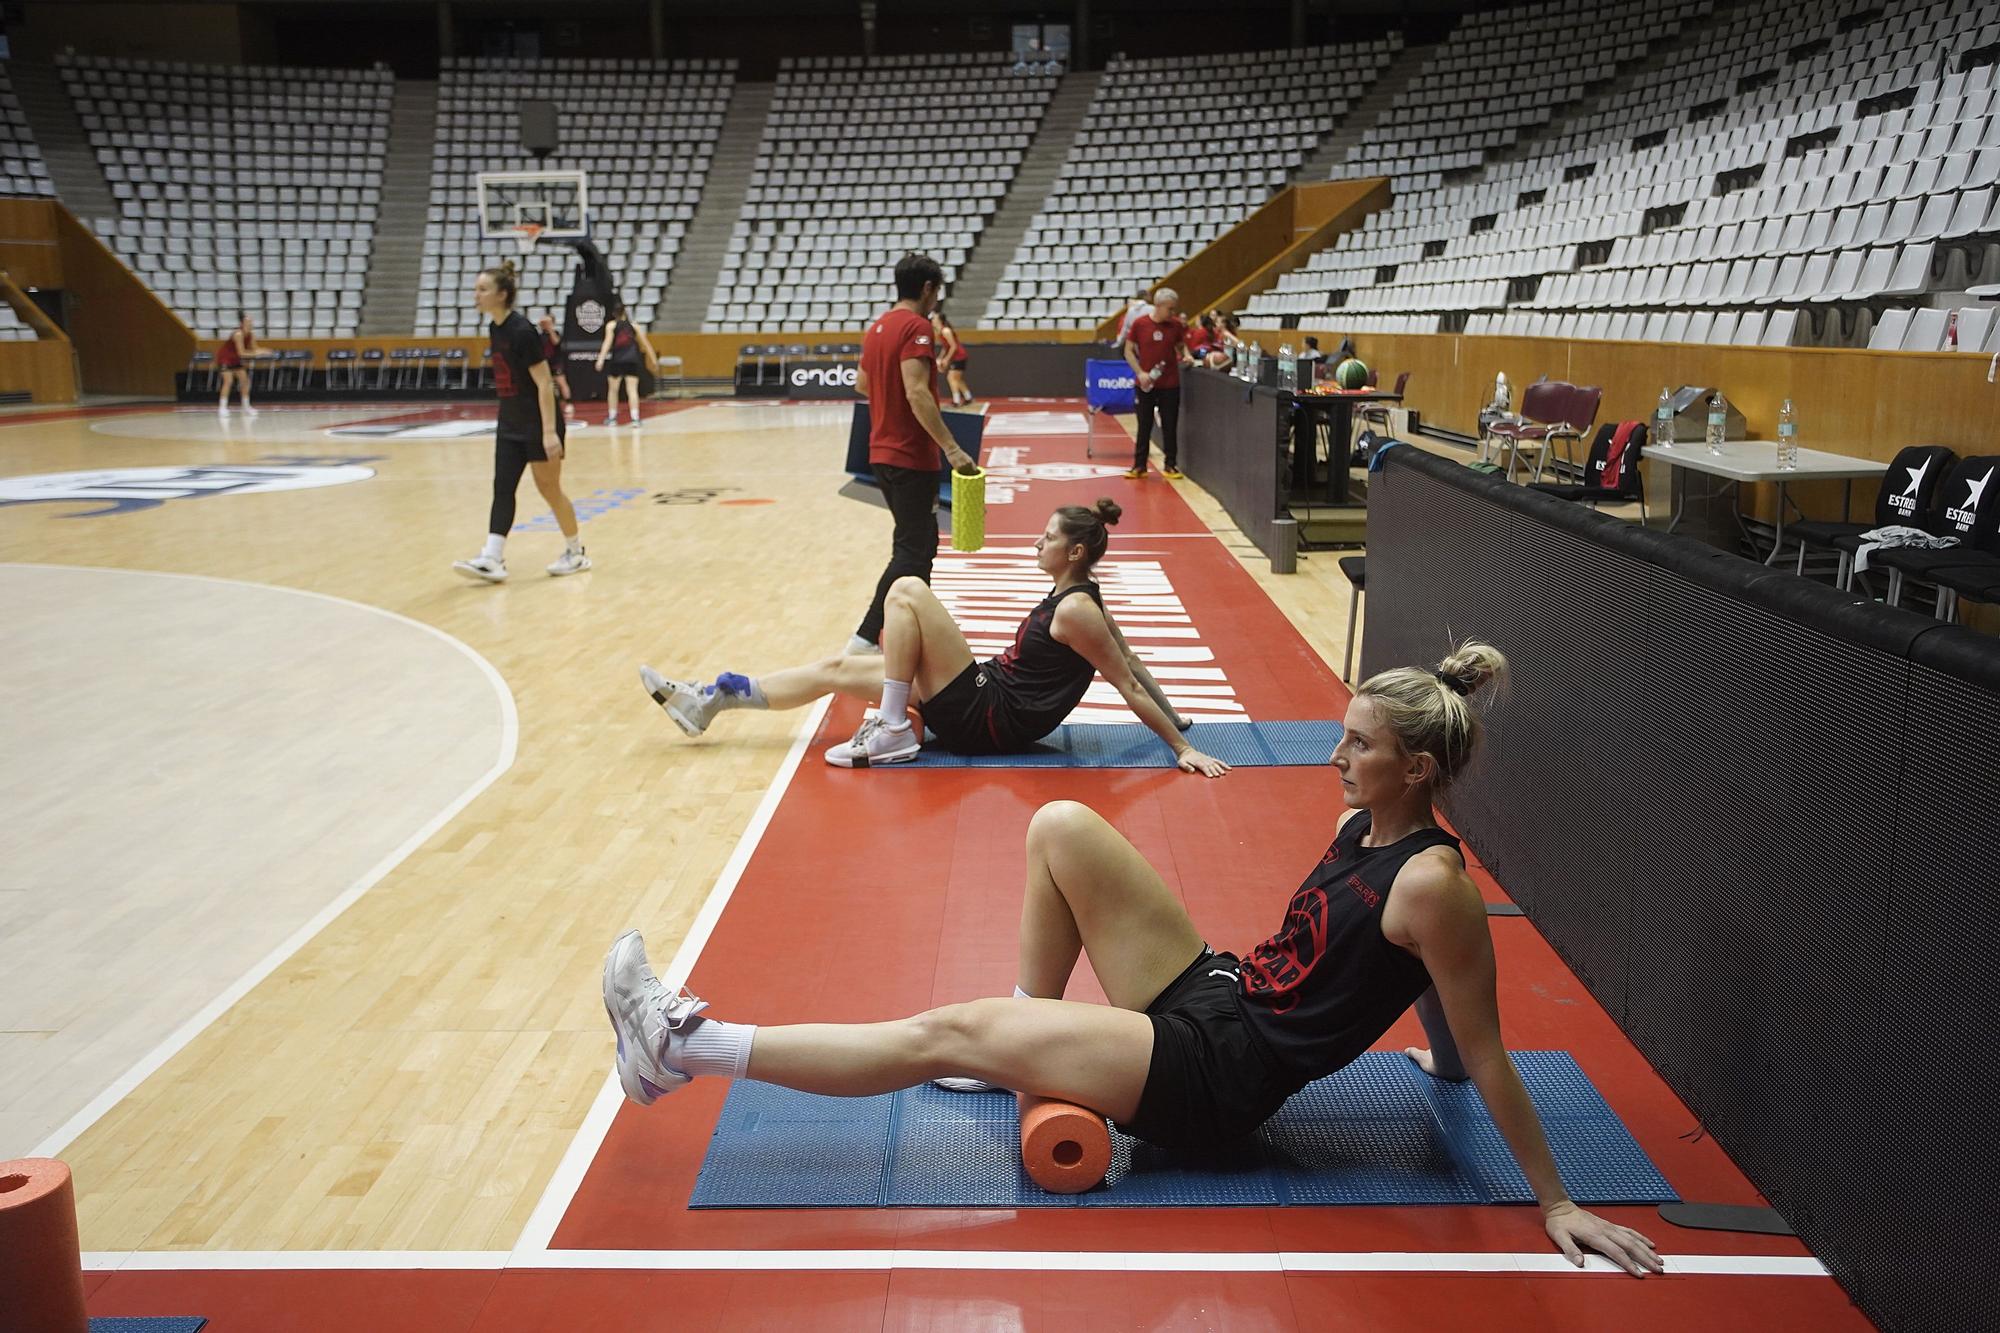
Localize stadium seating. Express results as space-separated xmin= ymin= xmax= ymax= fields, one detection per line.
xmin=0 ymin=301 xmax=40 ymax=340
xmin=1247 ymin=0 xmax=2000 ymax=347
xmin=419 ymin=57 xmax=733 ymax=337
xmin=0 ymin=66 xmax=54 ymax=198
xmin=980 ymin=42 xmax=1400 ymax=329
xmin=63 ymin=54 xmax=389 ymax=337
xmin=704 ymin=53 xmax=1055 ymax=333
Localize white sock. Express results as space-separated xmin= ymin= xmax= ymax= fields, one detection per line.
xmin=481 ymin=534 xmax=505 ymax=561
xmin=1011 ymin=985 xmax=1033 ymax=1000
xmin=878 ymin=679 xmax=912 ymax=728
xmin=565 ymin=534 xmax=583 ymax=554
xmin=677 ymin=1017 xmax=756 ymax=1079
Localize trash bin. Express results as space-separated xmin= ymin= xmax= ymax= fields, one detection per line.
xmin=1270 ymin=516 xmax=1298 ymax=575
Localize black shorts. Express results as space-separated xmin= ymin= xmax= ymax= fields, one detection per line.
xmin=920 ymin=661 xmax=1023 ymax=755
xmin=496 ymin=423 xmax=561 ymax=464
xmin=607 ymin=358 xmax=642 ymax=378
xmin=1116 ymin=948 xmax=1293 ymax=1155
xmin=950 ymin=356 xmax=969 ymax=371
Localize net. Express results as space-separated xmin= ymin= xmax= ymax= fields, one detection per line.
xmin=512 ymin=222 xmax=543 ymax=255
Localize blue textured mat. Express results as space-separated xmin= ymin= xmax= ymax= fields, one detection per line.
xmin=895 ymin=720 xmax=1342 ymax=768
xmin=691 ymin=1051 xmax=1676 ymax=1208
xmin=91 ymin=1320 xmax=206 ymax=1332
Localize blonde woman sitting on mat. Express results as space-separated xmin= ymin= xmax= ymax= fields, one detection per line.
xmin=639 ymin=499 xmax=1229 ymax=775
xmin=603 ymin=642 xmax=1663 ymax=1277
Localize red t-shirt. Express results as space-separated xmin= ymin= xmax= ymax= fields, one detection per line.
xmin=1126 ymin=314 xmax=1187 ymax=390
xmin=862 ymin=305 xmax=942 ymax=470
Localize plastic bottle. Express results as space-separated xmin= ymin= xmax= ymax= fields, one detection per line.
xmin=1706 ymin=391 xmax=1727 ymax=454
xmin=1777 ymin=398 xmax=1798 ymax=470
xmin=1277 ymin=341 xmax=1296 ymax=391
xmin=1493 ymin=371 xmax=1511 ymax=415
xmin=1655 ymin=386 xmax=1675 ymax=448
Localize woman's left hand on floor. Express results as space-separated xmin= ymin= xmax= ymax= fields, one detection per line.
xmin=1175 ymin=748 xmax=1231 ymax=778
xmin=1543 ymin=1201 xmax=1665 ymax=1277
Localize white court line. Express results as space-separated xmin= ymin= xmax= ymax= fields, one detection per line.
xmin=16 ymin=563 xmax=519 ymax=1160
xmin=982 ymin=532 xmax=1220 ymax=540
xmin=510 ymin=695 xmax=834 ymax=1258
xmin=80 ymin=1249 xmax=1829 ymax=1278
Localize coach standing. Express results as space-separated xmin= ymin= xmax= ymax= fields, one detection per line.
xmin=1121 ymin=286 xmax=1191 ymax=480
xmin=849 ymin=253 xmax=976 ymax=654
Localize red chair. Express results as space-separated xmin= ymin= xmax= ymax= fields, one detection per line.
xmin=1480 ymin=380 xmax=1603 ymax=482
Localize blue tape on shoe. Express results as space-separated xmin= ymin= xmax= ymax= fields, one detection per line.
xmin=690 ymin=1051 xmax=1677 ymax=1208
xmin=892 ymin=720 xmax=1344 ymax=769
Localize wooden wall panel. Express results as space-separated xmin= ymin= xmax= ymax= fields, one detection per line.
xmin=51 ymin=205 xmax=196 ymax=397
xmin=0 ymin=340 xmax=78 ymax=402
xmin=0 ymin=199 xmax=64 ymax=291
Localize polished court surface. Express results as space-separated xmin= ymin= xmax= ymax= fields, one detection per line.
xmin=1 ymin=399 xmax=1864 ymax=1329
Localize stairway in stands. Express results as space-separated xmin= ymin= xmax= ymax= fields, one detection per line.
xmin=947 ymin=70 xmax=1100 ymax=327
xmin=9 ymin=58 xmax=116 ymax=223
xmin=1290 ymin=41 xmax=1441 ymax=186
xmin=655 ymin=80 xmax=773 ymax=331
xmin=359 ymin=80 xmax=438 ymax=337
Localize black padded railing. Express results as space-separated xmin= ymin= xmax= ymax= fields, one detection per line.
xmin=1364 ymin=444 xmax=1998 ymax=1333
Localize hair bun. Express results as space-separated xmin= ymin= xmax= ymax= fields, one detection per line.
xmin=1435 ymin=640 xmax=1507 ymax=697
xmin=1093 ymin=497 xmax=1123 ymax=526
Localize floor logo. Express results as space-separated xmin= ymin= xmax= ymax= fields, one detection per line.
xmin=0 ymin=459 xmax=378 ymax=517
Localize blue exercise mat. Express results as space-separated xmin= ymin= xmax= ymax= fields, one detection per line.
xmin=91 ymin=1320 xmax=207 ymax=1332
xmin=690 ymin=1051 xmax=1676 ymax=1209
xmin=895 ymin=720 xmax=1342 ymax=769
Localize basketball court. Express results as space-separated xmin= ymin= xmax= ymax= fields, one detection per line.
xmin=0 ymin=397 xmax=1864 ymax=1329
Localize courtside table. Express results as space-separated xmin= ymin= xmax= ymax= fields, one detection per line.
xmin=1652 ymin=440 xmax=1888 ymax=565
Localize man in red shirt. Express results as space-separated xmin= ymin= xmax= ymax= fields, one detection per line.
xmin=851 ymin=252 xmax=976 ymax=655
xmin=1121 ymin=286 xmax=1191 ymax=479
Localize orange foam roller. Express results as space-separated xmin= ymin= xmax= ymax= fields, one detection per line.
xmin=1017 ymin=1094 xmax=1112 ymax=1194
xmin=0 ymin=1158 xmax=88 ymax=1333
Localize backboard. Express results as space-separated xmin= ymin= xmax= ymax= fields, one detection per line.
xmin=475 ymin=169 xmax=590 ymax=240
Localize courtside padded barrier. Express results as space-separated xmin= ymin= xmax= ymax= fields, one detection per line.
xmin=91 ymin=1321 xmax=208 ymax=1331
xmin=689 ymin=1051 xmax=1675 ymax=1208
xmin=894 ymin=720 xmax=1342 ymax=769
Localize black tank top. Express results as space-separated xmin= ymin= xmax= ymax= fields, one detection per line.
xmin=1236 ymin=811 xmax=1463 ymax=1087
xmin=986 ymin=581 xmax=1101 ymax=741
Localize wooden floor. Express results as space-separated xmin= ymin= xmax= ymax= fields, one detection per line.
xmin=0 ymin=398 xmax=1366 ymax=1254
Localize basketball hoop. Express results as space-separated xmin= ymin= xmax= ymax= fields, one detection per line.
xmin=512 ymin=222 xmax=543 ymax=255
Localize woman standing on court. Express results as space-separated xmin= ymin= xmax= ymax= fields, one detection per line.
xmin=603 ymin=642 xmax=1664 ymax=1277
xmin=453 ymin=260 xmax=591 ymax=583
xmin=933 ymin=309 xmax=973 ymax=406
xmin=215 ymin=314 xmax=272 ymax=415
xmin=638 ymin=499 xmax=1227 ymax=774
xmin=538 ymin=312 xmax=574 ymax=420
xmin=594 ymin=300 xmax=653 ymax=427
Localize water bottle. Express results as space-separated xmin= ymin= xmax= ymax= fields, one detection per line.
xmin=1277 ymin=341 xmax=1297 ymax=391
xmin=1706 ymin=391 xmax=1727 ymax=454
xmin=1493 ymin=371 xmax=1511 ymax=415
xmin=1654 ymin=386 xmax=1675 ymax=448
xmin=1777 ymin=398 xmax=1798 ymax=470
xmin=1247 ymin=339 xmax=1263 ymax=382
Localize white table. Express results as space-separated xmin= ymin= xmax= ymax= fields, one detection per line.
xmin=1651 ymin=439 xmax=1888 ymax=565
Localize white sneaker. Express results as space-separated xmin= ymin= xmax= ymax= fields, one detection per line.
xmin=452 ymin=555 xmax=508 ymax=583
xmin=824 ymin=715 xmax=921 ymax=768
xmin=933 ymin=1075 xmax=1005 ymax=1093
xmin=217 ymin=405 xmax=231 ymax=415
xmin=546 ymin=546 xmax=592 ymax=577
xmin=639 ymin=665 xmax=720 ymax=736
xmin=601 ymin=930 xmax=708 ymax=1106
xmin=844 ymin=633 xmax=883 ymax=656
xmin=606 ymin=413 xmax=619 ymax=427
xmin=242 ymin=405 xmax=259 ymax=417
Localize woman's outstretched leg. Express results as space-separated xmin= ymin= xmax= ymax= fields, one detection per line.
xmin=604 ymin=931 xmax=1154 ymax=1119
xmin=638 ymin=652 xmax=882 ymax=737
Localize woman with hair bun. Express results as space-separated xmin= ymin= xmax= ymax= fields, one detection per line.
xmin=602 ymin=641 xmax=1666 ymax=1278
xmin=453 ymin=259 xmax=590 ymax=582
xmin=638 ymin=498 xmax=1228 ymax=774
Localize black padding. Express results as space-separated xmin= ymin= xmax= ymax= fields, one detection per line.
xmin=1786 ymin=519 xmax=1868 ymax=546
xmin=1908 ymin=622 xmax=2000 ymax=692
xmin=1338 ymin=555 xmax=1366 ymax=589
xmin=1932 ymin=561 xmax=2000 ymax=602
xmin=1738 ymin=571 xmax=1936 ymax=660
xmin=1658 ymin=1202 xmax=1797 ymax=1236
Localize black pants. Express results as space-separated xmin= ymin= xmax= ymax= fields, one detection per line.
xmin=488 ymin=430 xmax=553 ymax=536
xmin=1134 ymin=386 xmax=1181 ymax=471
xmin=856 ymin=462 xmax=942 ymax=645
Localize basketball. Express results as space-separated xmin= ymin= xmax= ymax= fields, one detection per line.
xmin=1333 ymin=358 xmax=1370 ymax=390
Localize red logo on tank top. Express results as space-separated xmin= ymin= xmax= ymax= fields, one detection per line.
xmin=1346 ymin=874 xmax=1379 ymax=908
xmin=1242 ymin=886 xmax=1329 ymax=1015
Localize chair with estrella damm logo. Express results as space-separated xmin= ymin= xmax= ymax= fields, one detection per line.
xmin=1787 ymin=444 xmax=1956 ymax=585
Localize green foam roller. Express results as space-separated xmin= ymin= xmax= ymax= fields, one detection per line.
xmin=951 ymin=468 xmax=986 ymax=552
